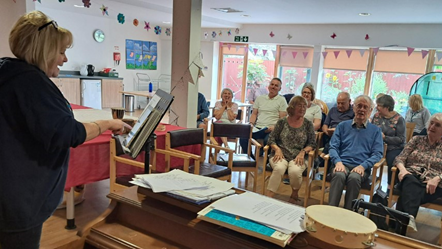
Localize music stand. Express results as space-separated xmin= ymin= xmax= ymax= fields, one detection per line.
xmin=351 ymin=199 xmax=411 ymax=235
xmin=115 ymin=89 xmax=174 ymax=173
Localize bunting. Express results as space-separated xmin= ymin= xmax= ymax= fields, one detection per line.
xmin=437 ymin=52 xmax=442 ymax=62
xmin=253 ymin=48 xmax=258 ymax=55
xmin=421 ymin=50 xmax=429 ymax=59
xmin=322 ymin=51 xmax=328 ymax=59
xmin=262 ymin=49 xmax=268 ymax=56
xmin=359 ymin=49 xmax=365 ymax=57
xmin=227 ymin=44 xmax=231 ymax=50
xmin=302 ymin=52 xmax=309 ymax=59
xmin=345 ymin=50 xmax=352 ymax=58
xmin=271 ymin=50 xmax=277 ymax=58
xmin=333 ymin=51 xmax=340 ymax=59
xmin=292 ymin=51 xmax=298 ymax=59
xmin=407 ymin=47 xmax=415 ymax=56
xmin=373 ymin=47 xmax=379 ymax=55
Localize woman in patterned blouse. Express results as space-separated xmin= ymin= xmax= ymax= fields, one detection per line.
xmin=266 ymin=96 xmax=316 ymax=203
xmin=394 ymin=113 xmax=442 ymax=220
xmin=371 ymin=94 xmax=406 ymax=191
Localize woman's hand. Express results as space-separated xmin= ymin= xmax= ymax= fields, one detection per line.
xmin=272 ymin=147 xmax=284 ymax=163
xmin=109 ymin=119 xmax=132 ymax=135
xmin=425 ymin=176 xmax=441 ymax=195
xmin=398 ymin=168 xmax=411 ymax=182
xmin=293 ymin=150 xmax=305 ymax=166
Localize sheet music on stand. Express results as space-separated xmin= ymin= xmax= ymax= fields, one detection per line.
xmin=119 ymin=89 xmax=174 ymax=158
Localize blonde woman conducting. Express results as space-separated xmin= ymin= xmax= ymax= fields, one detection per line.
xmin=213 ymin=88 xmax=238 ymax=146
xmin=266 ymin=96 xmax=316 ymax=203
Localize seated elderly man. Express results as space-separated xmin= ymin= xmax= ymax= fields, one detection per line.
xmin=328 ymin=95 xmax=384 ymax=210
xmin=321 ymin=92 xmax=354 ymax=157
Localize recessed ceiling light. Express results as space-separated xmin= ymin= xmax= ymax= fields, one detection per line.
xmin=74 ymin=5 xmax=84 ymax=8
xmin=241 ymin=14 xmax=250 ymax=18
xmin=211 ymin=8 xmax=243 ymax=13
xmin=162 ymin=21 xmax=171 ymax=24
xmin=359 ymin=13 xmax=371 ymax=16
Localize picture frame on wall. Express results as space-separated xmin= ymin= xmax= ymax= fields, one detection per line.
xmin=126 ymin=39 xmax=157 ymax=70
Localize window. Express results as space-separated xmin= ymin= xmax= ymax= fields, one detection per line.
xmin=219 ymin=44 xmax=248 ymax=102
xmin=433 ymin=51 xmax=442 ymax=72
xmin=245 ymin=44 xmax=276 ymax=101
xmin=278 ymin=46 xmax=313 ymax=95
xmin=320 ymin=48 xmax=369 ymax=104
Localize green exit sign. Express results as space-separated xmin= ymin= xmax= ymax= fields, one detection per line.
xmin=234 ymin=36 xmax=249 ymax=42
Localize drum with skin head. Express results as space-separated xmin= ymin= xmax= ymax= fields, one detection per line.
xmin=304 ymin=205 xmax=377 ymax=248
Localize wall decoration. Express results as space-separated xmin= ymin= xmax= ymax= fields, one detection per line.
xmin=407 ymin=47 xmax=415 ymax=56
xmin=218 ymin=30 xmax=222 ymax=36
xmin=422 ymin=50 xmax=429 ymax=59
xmin=82 ymin=0 xmax=91 ymax=8
xmin=365 ymin=34 xmax=369 ymax=40
xmin=58 ymin=0 xmax=65 ymax=2
xmin=330 ymin=32 xmax=337 ymax=39
xmin=235 ymin=28 xmax=240 ymax=34
xmin=204 ymin=32 xmax=208 ymax=39
xmin=113 ymin=52 xmax=121 ymax=66
xmin=100 ymin=5 xmax=108 ymax=16
xmin=133 ymin=19 xmax=139 ymax=26
xmin=269 ymin=31 xmax=275 ymax=37
xmin=117 ymin=13 xmax=125 ymax=24
xmin=165 ymin=28 xmax=171 ymax=36
xmin=33 ymin=0 xmax=41 ymax=3
xmin=211 ymin=31 xmax=217 ymax=38
xmin=144 ymin=21 xmax=151 ymax=31
xmin=126 ymin=39 xmax=157 ymax=70
xmin=287 ymin=34 xmax=292 ymax=40
xmin=227 ymin=29 xmax=231 ymax=36
xmin=154 ymin=26 xmax=161 ymax=35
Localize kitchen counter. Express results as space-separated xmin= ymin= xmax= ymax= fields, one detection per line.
xmin=58 ymin=70 xmax=123 ymax=80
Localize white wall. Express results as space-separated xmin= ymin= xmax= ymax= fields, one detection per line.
xmin=37 ymin=5 xmax=169 ymax=92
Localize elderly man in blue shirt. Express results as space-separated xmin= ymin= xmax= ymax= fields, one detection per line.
xmin=328 ymin=95 xmax=384 ymax=210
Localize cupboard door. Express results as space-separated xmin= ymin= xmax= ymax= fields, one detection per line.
xmin=59 ymin=78 xmax=80 ymax=105
xmin=101 ymin=79 xmax=123 ymax=108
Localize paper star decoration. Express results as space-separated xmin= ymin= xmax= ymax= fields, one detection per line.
xmin=235 ymin=28 xmax=240 ymax=34
xmin=287 ymin=34 xmax=292 ymax=40
xmin=154 ymin=26 xmax=161 ymax=35
xmin=227 ymin=29 xmax=232 ymax=36
xmin=212 ymin=31 xmax=217 ymax=38
xmin=33 ymin=0 xmax=41 ymax=3
xmin=58 ymin=0 xmax=65 ymax=2
xmin=269 ymin=31 xmax=275 ymax=38
xmin=100 ymin=5 xmax=108 ymax=16
xmin=117 ymin=13 xmax=125 ymax=24
xmin=165 ymin=28 xmax=171 ymax=36
xmin=204 ymin=32 xmax=208 ymax=39
xmin=365 ymin=34 xmax=370 ymax=40
xmin=144 ymin=21 xmax=151 ymax=31
xmin=82 ymin=0 xmax=91 ymax=8
xmin=330 ymin=32 xmax=337 ymax=39
xmin=133 ymin=19 xmax=139 ymax=26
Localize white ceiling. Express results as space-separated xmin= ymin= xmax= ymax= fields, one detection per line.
xmin=41 ymin=0 xmax=442 ymax=27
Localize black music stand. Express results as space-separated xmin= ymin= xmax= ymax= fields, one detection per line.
xmin=352 ymin=199 xmax=410 ymax=235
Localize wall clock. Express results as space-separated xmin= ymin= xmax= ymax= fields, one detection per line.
xmin=93 ymin=29 xmax=105 ymax=43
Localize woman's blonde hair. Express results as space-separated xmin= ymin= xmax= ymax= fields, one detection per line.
xmin=287 ymin=95 xmax=307 ymax=116
xmin=9 ymin=11 xmax=73 ymax=74
xmin=408 ymin=94 xmax=424 ymax=112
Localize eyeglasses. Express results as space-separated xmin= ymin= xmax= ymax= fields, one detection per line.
xmin=302 ymin=91 xmax=312 ymax=95
xmin=355 ymin=104 xmax=370 ymax=110
xmin=38 ymin=20 xmax=58 ymax=31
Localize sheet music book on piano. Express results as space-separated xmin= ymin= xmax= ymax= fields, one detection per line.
xmin=119 ymin=89 xmax=174 ymax=158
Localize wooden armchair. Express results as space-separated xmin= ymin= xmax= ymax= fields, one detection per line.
xmin=388 ymin=167 xmax=442 ymax=245
xmin=320 ymin=144 xmax=386 ymax=205
xmin=261 ymin=146 xmax=315 ymax=207
xmin=406 ymin=122 xmax=416 ymax=143
xmin=166 ymin=128 xmax=233 ymax=181
xmin=109 ymin=137 xmax=192 ymax=193
xmin=210 ymin=122 xmax=261 ymax=192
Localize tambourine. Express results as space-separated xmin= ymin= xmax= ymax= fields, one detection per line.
xmin=304 ymin=205 xmax=377 ymax=248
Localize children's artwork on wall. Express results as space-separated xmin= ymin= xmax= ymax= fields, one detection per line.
xmin=126 ymin=39 xmax=157 ymax=70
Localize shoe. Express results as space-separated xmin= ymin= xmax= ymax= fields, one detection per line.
xmin=283 ymin=179 xmax=290 ymax=185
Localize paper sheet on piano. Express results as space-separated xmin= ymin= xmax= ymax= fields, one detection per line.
xmin=209 ymin=192 xmax=305 ymax=234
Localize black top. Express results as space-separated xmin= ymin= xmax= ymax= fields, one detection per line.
xmin=0 ymin=58 xmax=86 ymax=231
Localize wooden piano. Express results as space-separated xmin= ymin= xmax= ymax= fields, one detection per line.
xmin=79 ymin=187 xmax=440 ymax=249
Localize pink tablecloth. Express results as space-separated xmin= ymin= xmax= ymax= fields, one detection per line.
xmin=65 ymin=105 xmax=200 ymax=190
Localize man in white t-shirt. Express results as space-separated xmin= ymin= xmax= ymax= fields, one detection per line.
xmin=240 ymin=78 xmax=288 ymax=155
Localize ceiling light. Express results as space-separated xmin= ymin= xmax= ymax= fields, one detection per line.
xmin=211 ymin=8 xmax=243 ymax=13
xmin=162 ymin=21 xmax=171 ymax=24
xmin=359 ymin=13 xmax=371 ymax=16
xmin=74 ymin=5 xmax=84 ymax=8
xmin=241 ymin=14 xmax=250 ymax=18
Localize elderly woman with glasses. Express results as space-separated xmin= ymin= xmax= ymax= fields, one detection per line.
xmin=371 ymin=94 xmax=406 ymax=192
xmin=265 ymin=96 xmax=316 ymax=203
xmin=301 ymin=83 xmax=322 ymax=131
xmin=0 ymin=11 xmax=129 ymax=248
xmin=213 ymin=88 xmax=239 ymax=146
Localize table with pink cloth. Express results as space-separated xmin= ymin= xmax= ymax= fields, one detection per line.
xmin=66 ymin=104 xmax=200 ymax=190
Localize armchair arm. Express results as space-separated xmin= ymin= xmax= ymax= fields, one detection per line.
xmin=156 ymin=148 xmax=195 ymax=173
xmin=205 ymin=143 xmax=234 ymax=169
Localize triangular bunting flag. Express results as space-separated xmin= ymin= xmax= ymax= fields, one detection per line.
xmin=407 ymin=47 xmax=415 ymax=56
xmin=421 ymin=50 xmax=429 ymax=59
xmin=227 ymin=44 xmax=232 ymax=50
xmin=262 ymin=49 xmax=268 ymax=56
xmin=322 ymin=51 xmax=328 ymax=59
xmin=198 ymin=69 xmax=205 ymax=78
xmin=345 ymin=50 xmax=353 ymax=58
xmin=372 ymin=47 xmax=379 ymax=55
xmin=235 ymin=46 xmax=240 ymax=52
xmin=303 ymin=52 xmax=309 ymax=59
xmin=292 ymin=51 xmax=298 ymax=59
xmin=282 ymin=51 xmax=287 ymax=57
xmin=253 ymin=48 xmax=258 ymax=55
xmin=437 ymin=52 xmax=442 ymax=62
xmin=333 ymin=51 xmax=340 ymax=59
xmin=359 ymin=49 xmax=365 ymax=57
xmin=272 ymin=50 xmax=277 ymax=58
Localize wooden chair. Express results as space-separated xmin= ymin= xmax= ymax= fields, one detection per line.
xmin=166 ymin=128 xmax=233 ymax=181
xmin=388 ymin=167 xmax=442 ymax=245
xmin=406 ymin=122 xmax=416 ymax=143
xmin=210 ymin=122 xmax=261 ymax=192
xmin=319 ymin=144 xmax=386 ymax=205
xmin=109 ymin=137 xmax=192 ymax=193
